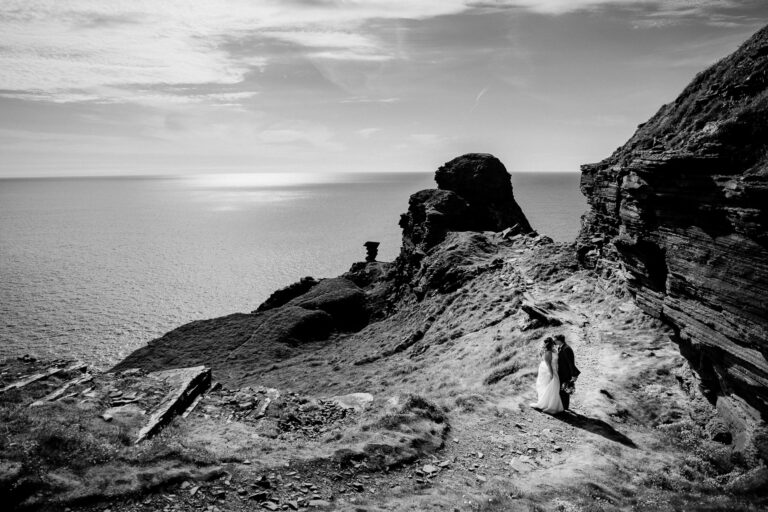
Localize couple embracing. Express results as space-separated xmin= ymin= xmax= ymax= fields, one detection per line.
xmin=530 ymin=334 xmax=580 ymax=415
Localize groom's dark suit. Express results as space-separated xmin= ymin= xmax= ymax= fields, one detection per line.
xmin=557 ymin=342 xmax=580 ymax=410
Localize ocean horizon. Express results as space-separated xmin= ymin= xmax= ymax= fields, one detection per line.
xmin=0 ymin=171 xmax=586 ymax=368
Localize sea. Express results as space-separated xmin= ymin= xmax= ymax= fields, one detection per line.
xmin=0 ymin=172 xmax=586 ymax=368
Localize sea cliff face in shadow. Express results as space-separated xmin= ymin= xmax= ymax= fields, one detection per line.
xmin=577 ymin=24 xmax=768 ymax=460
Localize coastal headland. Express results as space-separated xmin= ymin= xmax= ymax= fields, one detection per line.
xmin=2 ymin=25 xmax=768 ymax=512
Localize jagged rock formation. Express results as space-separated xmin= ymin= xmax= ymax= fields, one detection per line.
xmin=435 ymin=153 xmax=532 ymax=233
xmin=578 ymin=25 xmax=768 ymax=456
xmin=395 ymin=153 xmax=532 ymax=295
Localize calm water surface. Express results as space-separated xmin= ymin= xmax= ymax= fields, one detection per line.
xmin=0 ymin=172 xmax=585 ymax=367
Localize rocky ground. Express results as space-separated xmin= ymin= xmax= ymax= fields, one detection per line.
xmin=3 ymin=231 xmax=766 ymax=511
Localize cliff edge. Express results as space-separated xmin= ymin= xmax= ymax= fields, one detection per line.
xmin=578 ymin=25 xmax=768 ymax=457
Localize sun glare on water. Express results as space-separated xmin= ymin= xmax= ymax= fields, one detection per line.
xmin=185 ymin=172 xmax=343 ymax=189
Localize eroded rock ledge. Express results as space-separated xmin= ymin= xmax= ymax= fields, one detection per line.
xmin=577 ymin=24 xmax=768 ymax=456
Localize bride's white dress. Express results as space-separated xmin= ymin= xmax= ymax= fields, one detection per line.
xmin=530 ymin=351 xmax=564 ymax=414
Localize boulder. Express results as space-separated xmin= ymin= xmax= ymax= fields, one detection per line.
xmin=328 ymin=392 xmax=374 ymax=412
xmin=577 ymin=25 xmax=768 ymax=456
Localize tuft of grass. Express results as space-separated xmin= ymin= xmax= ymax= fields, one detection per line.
xmin=34 ymin=423 xmax=117 ymax=473
xmin=454 ymin=394 xmax=487 ymax=413
xmin=484 ymin=362 xmax=522 ymax=385
xmin=375 ymin=395 xmax=446 ymax=430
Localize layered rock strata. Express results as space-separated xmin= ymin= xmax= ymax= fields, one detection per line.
xmin=578 ymin=25 xmax=768 ymax=454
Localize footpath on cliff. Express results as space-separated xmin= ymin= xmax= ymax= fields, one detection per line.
xmin=2 ymin=152 xmax=766 ymax=512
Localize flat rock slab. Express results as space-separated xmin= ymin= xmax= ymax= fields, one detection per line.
xmin=29 ymin=372 xmax=93 ymax=407
xmin=0 ymin=361 xmax=86 ymax=394
xmin=135 ymin=365 xmax=211 ymax=443
xmin=328 ymin=392 xmax=373 ymax=412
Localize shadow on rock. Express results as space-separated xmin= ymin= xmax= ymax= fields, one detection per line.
xmin=556 ymin=411 xmax=638 ymax=448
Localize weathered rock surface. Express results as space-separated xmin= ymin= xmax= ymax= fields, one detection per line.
xmin=435 ymin=153 xmax=532 ymax=233
xmin=578 ymin=25 xmax=768 ymax=452
xmin=394 ymin=153 xmax=532 ymax=294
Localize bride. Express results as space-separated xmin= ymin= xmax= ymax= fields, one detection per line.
xmin=530 ymin=337 xmax=564 ymax=414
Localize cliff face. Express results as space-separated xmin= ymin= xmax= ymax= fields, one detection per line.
xmin=578 ymin=25 xmax=768 ymax=445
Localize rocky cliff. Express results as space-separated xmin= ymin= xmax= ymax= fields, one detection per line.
xmin=114 ymin=153 xmax=532 ymax=380
xmin=578 ymin=25 xmax=768 ymax=454
xmin=393 ymin=153 xmax=533 ymax=297
xmin=72 ymin=145 xmax=768 ymax=511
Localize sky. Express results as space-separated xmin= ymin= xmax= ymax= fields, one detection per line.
xmin=0 ymin=1 xmax=766 ymax=177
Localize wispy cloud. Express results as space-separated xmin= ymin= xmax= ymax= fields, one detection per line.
xmin=0 ymin=0 xmax=467 ymax=105
xmin=340 ymin=97 xmax=400 ymax=104
xmin=0 ymin=0 xmax=761 ymax=107
xmin=410 ymin=133 xmax=445 ymax=146
xmin=258 ymin=121 xmax=344 ymax=151
xmin=474 ymin=0 xmax=768 ymax=28
xmin=471 ymin=86 xmax=489 ymax=112
xmin=357 ymin=128 xmax=381 ymax=139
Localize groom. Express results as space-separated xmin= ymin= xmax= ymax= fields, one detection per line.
xmin=554 ymin=334 xmax=580 ymax=411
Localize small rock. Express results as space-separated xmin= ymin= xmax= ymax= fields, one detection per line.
xmin=101 ymin=412 xmax=113 ymax=422
xmin=422 ymin=464 xmax=438 ymax=474
xmin=476 ymin=475 xmax=487 ymax=483
xmin=262 ymin=502 xmax=280 ymax=511
xmin=308 ymin=500 xmax=330 ymax=508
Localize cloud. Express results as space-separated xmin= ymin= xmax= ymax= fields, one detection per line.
xmin=471 ymin=86 xmax=489 ymax=112
xmin=258 ymin=121 xmax=344 ymax=151
xmin=410 ymin=133 xmax=444 ymax=146
xmin=261 ymin=30 xmax=395 ymax=60
xmin=357 ymin=127 xmax=380 ymax=138
xmin=340 ymin=97 xmax=400 ymax=104
xmin=472 ymin=0 xmax=759 ymax=21
xmin=0 ymin=0 xmax=467 ymax=104
xmin=0 ymin=0 xmax=761 ymax=106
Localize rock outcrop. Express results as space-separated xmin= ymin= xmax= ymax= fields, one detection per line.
xmin=395 ymin=153 xmax=532 ymax=295
xmin=578 ymin=25 xmax=768 ymax=456
xmin=435 ymin=153 xmax=532 ymax=233
xmin=114 ymin=278 xmax=369 ymax=384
